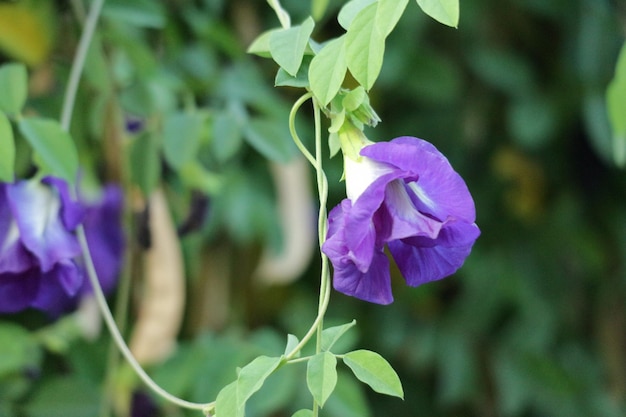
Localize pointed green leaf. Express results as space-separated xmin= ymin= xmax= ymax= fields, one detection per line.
xmin=162 ymin=112 xmax=206 ymax=170
xmin=607 ymin=42 xmax=626 ymax=167
xmin=338 ymin=0 xmax=377 ymax=30
xmin=291 ymin=410 xmax=314 ymax=417
xmin=284 ymin=334 xmax=300 ymax=357
xmin=345 ymin=3 xmax=385 ymax=91
xmin=343 ymin=350 xmax=403 ymax=398
xmin=307 ymin=352 xmax=338 ymax=407
xmin=237 ymin=356 xmax=282 ymax=405
xmin=215 ymin=381 xmax=244 ymax=417
xmin=0 ymin=113 xmax=15 ymax=182
xmin=376 ymin=0 xmax=409 ymax=37
xmin=247 ymin=29 xmax=280 ymax=58
xmin=415 ymin=0 xmax=459 ymax=28
xmin=321 ymin=320 xmax=357 ymax=352
xmin=275 ymin=55 xmax=311 ymax=88
xmin=18 ymin=118 xmax=79 ymax=185
xmin=270 ymin=17 xmax=315 ymax=76
xmin=0 ymin=63 xmax=28 ymax=115
xmin=309 ymin=36 xmax=347 ymax=106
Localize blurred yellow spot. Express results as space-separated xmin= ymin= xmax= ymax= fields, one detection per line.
xmin=0 ymin=1 xmax=57 ymax=67
xmin=492 ymin=147 xmax=545 ymax=222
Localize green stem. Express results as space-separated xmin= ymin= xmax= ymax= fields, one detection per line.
xmin=60 ymin=0 xmax=104 ymax=131
xmin=284 ymin=93 xmax=332 ymax=363
xmin=58 ymin=0 xmax=213 ymax=414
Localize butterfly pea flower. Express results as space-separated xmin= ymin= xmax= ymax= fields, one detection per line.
xmin=0 ymin=177 xmax=124 ymax=315
xmin=322 ymin=134 xmax=480 ymax=305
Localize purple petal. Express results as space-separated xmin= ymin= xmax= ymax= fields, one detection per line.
xmin=343 ymin=173 xmax=399 ymax=270
xmin=7 ymin=181 xmax=81 ymax=272
xmin=31 ymin=260 xmax=84 ymax=315
xmin=332 ymin=249 xmax=393 ymax=305
xmin=0 ymin=185 xmax=34 ymax=273
xmin=42 ymin=177 xmax=85 ymax=230
xmin=81 ymin=186 xmax=124 ymax=294
xmin=381 ymin=180 xmax=443 ymax=241
xmin=361 ymin=137 xmax=476 ymax=223
xmin=388 ymin=221 xmax=480 ymax=287
xmin=0 ymin=269 xmax=40 ymax=313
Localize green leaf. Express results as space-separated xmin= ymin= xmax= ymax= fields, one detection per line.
xmin=237 ymin=356 xmax=283 ymax=405
xmin=215 ymin=381 xmax=244 ymax=417
xmin=247 ymin=29 xmax=280 ymax=58
xmin=312 ymin=0 xmax=330 ymax=20
xmin=291 ymin=410 xmax=314 ymax=417
xmin=338 ymin=0 xmax=377 ymax=30
xmin=244 ymin=117 xmax=296 ymax=162
xmin=345 ymin=3 xmax=385 ymax=91
xmin=212 ymin=107 xmax=244 ymax=163
xmin=284 ymin=334 xmax=300 ymax=357
xmin=321 ymin=320 xmax=357 ymax=352
xmin=0 ymin=112 xmax=15 ymax=182
xmin=162 ymin=112 xmax=206 ymax=170
xmin=275 ymin=55 xmax=312 ymax=88
xmin=102 ymin=0 xmax=166 ymax=28
xmin=129 ymin=133 xmax=161 ymax=196
xmin=343 ymin=350 xmax=404 ymax=398
xmin=309 ymin=36 xmax=348 ymax=106
xmin=0 ymin=323 xmax=41 ymax=378
xmin=607 ymin=42 xmax=626 ymax=167
xmin=307 ymin=352 xmax=338 ymax=407
xmin=415 ymin=0 xmax=459 ymax=28
xmin=270 ymin=17 xmax=315 ymax=76
xmin=22 ymin=377 xmax=100 ymax=417
xmin=18 ymin=118 xmax=79 ymax=185
xmin=376 ymin=0 xmax=409 ymax=37
xmin=0 ymin=63 xmax=27 ymax=115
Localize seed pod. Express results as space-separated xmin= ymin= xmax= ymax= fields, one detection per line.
xmin=129 ymin=188 xmax=185 ymax=365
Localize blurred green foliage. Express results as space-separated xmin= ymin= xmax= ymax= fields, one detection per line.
xmin=0 ymin=0 xmax=625 ymax=416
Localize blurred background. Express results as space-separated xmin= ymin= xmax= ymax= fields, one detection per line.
xmin=0 ymin=0 xmax=625 ymax=416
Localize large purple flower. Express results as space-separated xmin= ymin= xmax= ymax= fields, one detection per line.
xmin=0 ymin=178 xmax=124 ymax=315
xmin=322 ymin=136 xmax=480 ymax=304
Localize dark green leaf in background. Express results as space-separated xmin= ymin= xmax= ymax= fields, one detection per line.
xmin=22 ymin=377 xmax=100 ymax=417
xmin=0 ymin=63 xmax=27 ymax=115
xmin=606 ymin=41 xmax=626 ymax=167
xmin=129 ymin=133 xmax=161 ymax=196
xmin=0 ymin=323 xmax=41 ymax=378
xmin=212 ymin=107 xmax=245 ymax=163
xmin=244 ymin=118 xmax=296 ymax=162
xmin=102 ymin=0 xmax=166 ymax=28
xmin=0 ymin=112 xmax=15 ymax=182
xmin=162 ymin=111 xmax=206 ymax=170
xmin=18 ymin=118 xmax=79 ymax=185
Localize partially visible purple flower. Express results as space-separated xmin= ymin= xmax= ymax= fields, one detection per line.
xmin=0 ymin=178 xmax=124 ymax=315
xmin=322 ymin=136 xmax=480 ymax=304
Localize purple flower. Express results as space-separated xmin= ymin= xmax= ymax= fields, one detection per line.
xmin=322 ymin=136 xmax=480 ymax=304
xmin=0 ymin=178 xmax=124 ymax=315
